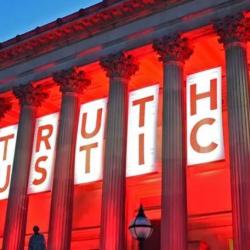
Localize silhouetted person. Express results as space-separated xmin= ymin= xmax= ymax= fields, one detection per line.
xmin=28 ymin=225 xmax=46 ymax=250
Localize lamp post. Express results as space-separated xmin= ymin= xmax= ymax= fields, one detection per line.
xmin=129 ymin=204 xmax=153 ymax=250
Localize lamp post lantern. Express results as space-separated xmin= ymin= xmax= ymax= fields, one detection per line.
xmin=129 ymin=204 xmax=153 ymax=250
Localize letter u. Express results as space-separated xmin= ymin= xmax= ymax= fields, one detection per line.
xmin=81 ymin=108 xmax=103 ymax=139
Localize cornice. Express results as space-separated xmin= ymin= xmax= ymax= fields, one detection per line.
xmin=0 ymin=0 xmax=184 ymax=70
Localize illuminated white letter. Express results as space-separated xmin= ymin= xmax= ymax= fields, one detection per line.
xmin=187 ymin=67 xmax=224 ymax=165
xmin=126 ymin=85 xmax=159 ymax=176
xmin=0 ymin=125 xmax=18 ymax=200
xmin=75 ymin=99 xmax=107 ymax=184
xmin=28 ymin=113 xmax=59 ymax=194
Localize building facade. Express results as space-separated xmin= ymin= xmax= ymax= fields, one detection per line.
xmin=0 ymin=0 xmax=250 ymax=249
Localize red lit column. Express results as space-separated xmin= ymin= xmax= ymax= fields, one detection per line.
xmin=100 ymin=52 xmax=138 ymax=250
xmin=153 ymin=34 xmax=192 ymax=250
xmin=3 ymin=84 xmax=48 ymax=250
xmin=47 ymin=68 xmax=90 ymax=250
xmin=214 ymin=14 xmax=250 ymax=250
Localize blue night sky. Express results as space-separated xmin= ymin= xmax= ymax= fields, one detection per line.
xmin=0 ymin=0 xmax=102 ymax=42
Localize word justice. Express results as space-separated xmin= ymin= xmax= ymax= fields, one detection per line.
xmin=0 ymin=67 xmax=224 ymax=199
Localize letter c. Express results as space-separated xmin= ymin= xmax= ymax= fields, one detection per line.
xmin=190 ymin=118 xmax=218 ymax=153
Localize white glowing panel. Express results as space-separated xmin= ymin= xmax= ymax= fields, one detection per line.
xmin=28 ymin=113 xmax=59 ymax=194
xmin=75 ymin=99 xmax=107 ymax=184
xmin=0 ymin=125 xmax=18 ymax=200
xmin=126 ymin=85 xmax=159 ymax=176
xmin=187 ymin=67 xmax=224 ymax=165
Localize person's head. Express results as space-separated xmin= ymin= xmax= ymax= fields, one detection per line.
xmin=33 ymin=225 xmax=40 ymax=234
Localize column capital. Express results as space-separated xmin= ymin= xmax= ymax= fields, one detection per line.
xmin=153 ymin=34 xmax=193 ymax=63
xmin=0 ymin=97 xmax=12 ymax=119
xmin=13 ymin=84 xmax=48 ymax=107
xmin=53 ymin=67 xmax=91 ymax=94
xmin=214 ymin=13 xmax=250 ymax=46
xmin=100 ymin=52 xmax=139 ymax=80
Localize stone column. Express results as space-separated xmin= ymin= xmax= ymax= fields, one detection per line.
xmin=3 ymin=84 xmax=48 ymax=250
xmin=214 ymin=13 xmax=250 ymax=250
xmin=153 ymin=34 xmax=192 ymax=250
xmin=100 ymin=52 xmax=138 ymax=250
xmin=47 ymin=68 xmax=90 ymax=250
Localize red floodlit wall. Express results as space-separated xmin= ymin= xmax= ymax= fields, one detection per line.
xmin=1 ymin=32 xmax=247 ymax=249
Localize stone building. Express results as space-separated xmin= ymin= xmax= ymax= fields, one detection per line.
xmin=0 ymin=0 xmax=249 ymax=249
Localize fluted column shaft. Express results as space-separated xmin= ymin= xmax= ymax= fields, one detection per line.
xmin=215 ymin=14 xmax=250 ymax=250
xmin=100 ymin=52 xmax=138 ymax=250
xmin=3 ymin=85 xmax=48 ymax=250
xmin=153 ymin=34 xmax=192 ymax=250
xmin=162 ymin=62 xmax=187 ymax=250
xmin=48 ymin=93 xmax=79 ymax=250
xmin=48 ymin=68 xmax=90 ymax=250
xmin=101 ymin=77 xmax=128 ymax=250
xmin=227 ymin=42 xmax=250 ymax=250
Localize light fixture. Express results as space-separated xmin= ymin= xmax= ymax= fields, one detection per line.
xmin=129 ymin=204 xmax=153 ymax=249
